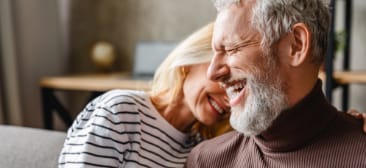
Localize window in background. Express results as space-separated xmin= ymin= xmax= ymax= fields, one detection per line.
xmin=132 ymin=41 xmax=176 ymax=79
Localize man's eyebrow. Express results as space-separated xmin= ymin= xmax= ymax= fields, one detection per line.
xmin=226 ymin=38 xmax=261 ymax=50
xmin=222 ymin=36 xmax=243 ymax=48
xmin=225 ymin=39 xmax=247 ymax=49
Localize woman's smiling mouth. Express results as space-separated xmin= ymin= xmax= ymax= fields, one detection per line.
xmin=208 ymin=96 xmax=229 ymax=116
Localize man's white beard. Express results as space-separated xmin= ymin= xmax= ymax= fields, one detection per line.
xmin=229 ymin=71 xmax=288 ymax=136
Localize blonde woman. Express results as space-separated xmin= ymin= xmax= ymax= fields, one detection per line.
xmin=58 ymin=22 xmax=232 ymax=168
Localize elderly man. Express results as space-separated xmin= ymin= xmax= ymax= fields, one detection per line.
xmin=185 ymin=0 xmax=366 ymax=167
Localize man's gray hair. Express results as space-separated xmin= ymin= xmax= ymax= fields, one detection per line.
xmin=212 ymin=0 xmax=330 ymax=65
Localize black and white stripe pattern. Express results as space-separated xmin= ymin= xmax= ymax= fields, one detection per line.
xmin=59 ymin=90 xmax=196 ymax=168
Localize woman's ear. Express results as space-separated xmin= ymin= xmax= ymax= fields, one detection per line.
xmin=181 ymin=66 xmax=190 ymax=78
xmin=181 ymin=67 xmax=187 ymax=78
xmin=289 ymin=23 xmax=311 ymax=67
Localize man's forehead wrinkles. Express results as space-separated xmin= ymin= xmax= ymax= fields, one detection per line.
xmin=215 ymin=13 xmax=252 ymax=48
xmin=220 ymin=29 xmax=248 ymax=47
xmin=224 ymin=37 xmax=243 ymax=48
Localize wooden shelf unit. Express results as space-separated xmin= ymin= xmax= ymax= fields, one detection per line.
xmin=333 ymin=71 xmax=366 ymax=85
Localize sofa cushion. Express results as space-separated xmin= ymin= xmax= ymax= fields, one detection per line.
xmin=0 ymin=125 xmax=66 ymax=168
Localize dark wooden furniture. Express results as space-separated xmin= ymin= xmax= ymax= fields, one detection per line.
xmin=40 ymin=72 xmax=151 ymax=129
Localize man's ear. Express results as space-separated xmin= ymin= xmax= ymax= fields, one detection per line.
xmin=289 ymin=23 xmax=310 ymax=67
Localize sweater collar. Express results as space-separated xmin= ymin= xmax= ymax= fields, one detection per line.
xmin=253 ymin=80 xmax=338 ymax=152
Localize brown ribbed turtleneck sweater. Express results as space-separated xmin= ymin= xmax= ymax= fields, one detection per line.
xmin=185 ymin=81 xmax=366 ymax=168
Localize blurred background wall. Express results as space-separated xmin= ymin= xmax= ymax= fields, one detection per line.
xmin=69 ymin=0 xmax=217 ymax=73
xmin=0 ymin=0 xmax=67 ymax=127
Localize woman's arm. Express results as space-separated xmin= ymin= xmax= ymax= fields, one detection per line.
xmin=58 ymin=91 xmax=131 ymax=168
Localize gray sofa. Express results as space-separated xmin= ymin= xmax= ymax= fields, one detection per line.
xmin=0 ymin=125 xmax=66 ymax=168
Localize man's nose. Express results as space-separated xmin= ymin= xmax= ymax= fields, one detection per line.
xmin=207 ymin=55 xmax=229 ymax=82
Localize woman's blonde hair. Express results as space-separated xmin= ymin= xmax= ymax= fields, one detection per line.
xmin=150 ymin=22 xmax=232 ymax=139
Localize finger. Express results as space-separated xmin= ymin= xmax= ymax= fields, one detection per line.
xmin=347 ymin=109 xmax=363 ymax=119
xmin=349 ymin=113 xmax=363 ymax=119
xmin=347 ymin=109 xmax=356 ymax=112
xmin=347 ymin=109 xmax=359 ymax=114
xmin=347 ymin=110 xmax=366 ymax=132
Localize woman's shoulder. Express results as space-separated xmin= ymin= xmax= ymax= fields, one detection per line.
xmin=69 ymin=89 xmax=154 ymax=134
xmin=85 ymin=90 xmax=159 ymax=120
xmin=100 ymin=89 xmax=147 ymax=100
xmin=93 ymin=89 xmax=149 ymax=108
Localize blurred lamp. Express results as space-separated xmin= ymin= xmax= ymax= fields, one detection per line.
xmin=91 ymin=41 xmax=116 ymax=70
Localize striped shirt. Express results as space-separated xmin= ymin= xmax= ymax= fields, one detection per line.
xmin=59 ymin=90 xmax=196 ymax=168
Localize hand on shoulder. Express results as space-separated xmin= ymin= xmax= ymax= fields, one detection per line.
xmin=347 ymin=109 xmax=366 ymax=133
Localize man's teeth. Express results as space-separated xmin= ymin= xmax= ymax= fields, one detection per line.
xmin=226 ymin=83 xmax=245 ymax=100
xmin=209 ymin=99 xmax=224 ymax=114
xmin=227 ymin=92 xmax=240 ymax=100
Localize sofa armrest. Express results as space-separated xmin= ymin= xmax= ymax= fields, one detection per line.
xmin=0 ymin=125 xmax=66 ymax=168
